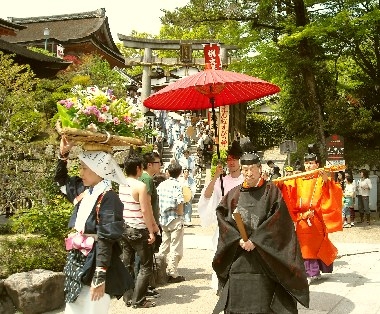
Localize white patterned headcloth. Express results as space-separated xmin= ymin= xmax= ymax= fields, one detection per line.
xmin=78 ymin=151 xmax=127 ymax=185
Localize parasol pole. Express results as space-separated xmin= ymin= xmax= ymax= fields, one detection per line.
xmin=210 ymin=97 xmax=219 ymax=159
xmin=210 ymin=97 xmax=225 ymax=196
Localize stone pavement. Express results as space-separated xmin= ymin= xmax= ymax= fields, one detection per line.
xmin=45 ymin=219 xmax=380 ymax=314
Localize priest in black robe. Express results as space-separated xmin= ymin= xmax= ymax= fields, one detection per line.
xmin=212 ymin=140 xmax=309 ymax=314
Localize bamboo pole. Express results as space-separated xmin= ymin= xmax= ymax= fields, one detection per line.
xmin=272 ymin=165 xmax=346 ymax=183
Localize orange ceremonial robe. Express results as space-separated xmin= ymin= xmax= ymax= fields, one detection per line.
xmin=275 ymin=176 xmax=343 ymax=266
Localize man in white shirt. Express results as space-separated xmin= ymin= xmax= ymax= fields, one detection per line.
xmin=179 ymin=149 xmax=196 ymax=177
xmin=196 ymin=140 xmax=244 ymax=290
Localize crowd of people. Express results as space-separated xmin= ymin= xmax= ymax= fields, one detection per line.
xmin=56 ymin=129 xmax=207 ymax=312
xmin=55 ymin=132 xmax=374 ymax=313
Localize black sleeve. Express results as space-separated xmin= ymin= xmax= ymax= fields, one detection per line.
xmin=54 ymin=159 xmax=70 ymax=187
xmin=54 ymin=159 xmax=85 ymax=203
xmin=96 ymin=190 xmax=124 ymax=268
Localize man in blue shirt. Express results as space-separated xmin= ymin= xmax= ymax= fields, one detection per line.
xmin=157 ymin=162 xmax=185 ymax=283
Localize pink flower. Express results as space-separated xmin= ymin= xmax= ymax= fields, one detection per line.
xmin=113 ymin=117 xmax=120 ymax=125
xmin=123 ymin=116 xmax=132 ymax=123
xmin=98 ymin=115 xmax=106 ymax=123
xmin=100 ymin=105 xmax=109 ymax=113
xmin=84 ymin=106 xmax=101 ymax=117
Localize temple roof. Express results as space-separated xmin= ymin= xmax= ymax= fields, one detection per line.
xmin=3 ymin=8 xmax=125 ymax=67
xmin=0 ymin=17 xmax=26 ymax=36
xmin=0 ymin=38 xmax=71 ymax=78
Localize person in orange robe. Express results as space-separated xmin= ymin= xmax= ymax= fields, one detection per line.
xmin=274 ymin=144 xmax=343 ymax=284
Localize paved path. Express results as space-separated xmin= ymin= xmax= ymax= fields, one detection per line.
xmin=45 ymin=218 xmax=380 ymax=314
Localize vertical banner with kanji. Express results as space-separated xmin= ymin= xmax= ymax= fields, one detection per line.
xmin=219 ymin=105 xmax=229 ymax=150
xmin=203 ymin=43 xmax=222 ymax=70
xmin=326 ymin=134 xmax=345 ymax=168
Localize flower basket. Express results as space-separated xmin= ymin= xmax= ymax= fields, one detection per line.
xmin=55 ymin=85 xmax=148 ymax=152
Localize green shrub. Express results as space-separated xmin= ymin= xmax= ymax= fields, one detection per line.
xmin=9 ymin=110 xmax=43 ymax=143
xmin=0 ymin=236 xmax=66 ymax=278
xmin=11 ymin=195 xmax=72 ymax=239
xmin=0 ymin=222 xmax=14 ymax=235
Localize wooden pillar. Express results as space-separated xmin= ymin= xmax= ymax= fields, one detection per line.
xmin=220 ymin=47 xmax=228 ymax=69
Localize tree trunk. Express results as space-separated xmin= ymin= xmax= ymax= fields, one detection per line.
xmin=293 ymin=0 xmax=326 ymax=155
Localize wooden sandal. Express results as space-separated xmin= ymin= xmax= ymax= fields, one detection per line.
xmin=132 ymin=300 xmax=156 ymax=308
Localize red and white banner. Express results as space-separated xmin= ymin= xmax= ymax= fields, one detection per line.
xmin=326 ymin=134 xmax=345 ymax=168
xmin=219 ymin=105 xmax=229 ymax=150
xmin=203 ymin=43 xmax=222 ymax=70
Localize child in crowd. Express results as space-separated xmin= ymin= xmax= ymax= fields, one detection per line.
xmin=343 ymin=174 xmax=355 ymax=228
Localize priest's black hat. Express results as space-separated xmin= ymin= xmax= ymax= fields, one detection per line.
xmin=304 ymin=143 xmax=320 ymax=162
xmin=240 ymin=138 xmax=261 ymax=165
xmin=227 ymin=140 xmax=243 ymax=159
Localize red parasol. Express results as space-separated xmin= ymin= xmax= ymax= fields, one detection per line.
xmin=144 ymin=66 xmax=280 ymax=158
xmin=144 ymin=66 xmax=280 ymax=196
xmin=143 ymin=68 xmax=280 ymax=111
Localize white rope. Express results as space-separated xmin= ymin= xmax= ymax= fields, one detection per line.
xmin=99 ymin=131 xmax=111 ymax=143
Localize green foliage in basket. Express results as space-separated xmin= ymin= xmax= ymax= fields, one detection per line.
xmin=57 ymin=85 xmax=152 ymax=138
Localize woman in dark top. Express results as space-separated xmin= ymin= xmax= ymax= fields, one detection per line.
xmin=55 ymin=136 xmax=133 ymax=313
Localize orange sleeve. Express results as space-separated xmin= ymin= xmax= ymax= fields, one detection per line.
xmin=274 ymin=180 xmax=298 ymax=221
xmin=320 ymin=179 xmax=343 ymax=233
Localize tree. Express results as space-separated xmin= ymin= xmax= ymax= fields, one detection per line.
xmin=0 ymin=52 xmax=41 ymax=143
xmin=161 ymin=0 xmax=331 ymax=154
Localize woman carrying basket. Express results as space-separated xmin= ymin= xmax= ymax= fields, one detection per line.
xmin=55 ymin=136 xmax=133 ymax=313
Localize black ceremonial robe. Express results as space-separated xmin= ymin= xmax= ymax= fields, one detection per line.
xmin=212 ymin=182 xmax=309 ymax=314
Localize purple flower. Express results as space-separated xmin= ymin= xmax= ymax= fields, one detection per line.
xmin=59 ymin=99 xmax=74 ymax=109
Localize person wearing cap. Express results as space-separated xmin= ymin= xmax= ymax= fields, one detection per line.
xmin=212 ymin=139 xmax=309 ymax=314
xmin=178 ymin=149 xmax=196 ymax=177
xmin=126 ymin=85 xmax=142 ymax=113
xmin=284 ymin=165 xmax=294 ymax=176
xmin=178 ymin=167 xmax=196 ymax=227
xmin=197 ymin=140 xmax=244 ymax=290
xmin=274 ymin=144 xmax=343 ymax=285
xmin=55 ymin=136 xmax=133 ymax=313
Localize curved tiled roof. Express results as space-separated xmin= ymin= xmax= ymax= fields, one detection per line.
xmin=4 ymin=8 xmax=124 ymax=67
xmin=0 ymin=17 xmax=26 ymax=31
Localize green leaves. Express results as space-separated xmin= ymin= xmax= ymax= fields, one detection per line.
xmin=57 ymin=103 xmax=75 ymax=128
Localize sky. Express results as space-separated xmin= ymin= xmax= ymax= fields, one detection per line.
xmin=1 ymin=0 xmax=189 ymax=42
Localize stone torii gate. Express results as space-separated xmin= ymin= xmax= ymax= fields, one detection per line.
xmin=118 ymin=35 xmax=238 ymax=107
